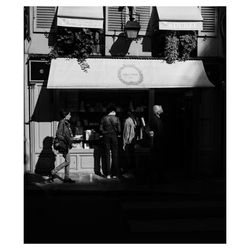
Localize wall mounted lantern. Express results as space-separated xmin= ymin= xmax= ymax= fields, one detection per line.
xmin=124 ymin=6 xmax=140 ymax=39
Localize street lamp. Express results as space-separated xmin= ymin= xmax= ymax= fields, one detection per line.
xmin=124 ymin=6 xmax=140 ymax=39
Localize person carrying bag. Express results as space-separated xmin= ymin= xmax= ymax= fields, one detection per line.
xmin=49 ymin=109 xmax=75 ymax=183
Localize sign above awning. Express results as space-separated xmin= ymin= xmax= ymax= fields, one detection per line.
xmin=57 ymin=6 xmax=104 ymax=29
xmin=156 ymin=6 xmax=203 ymax=30
xmin=47 ymin=58 xmax=214 ymax=89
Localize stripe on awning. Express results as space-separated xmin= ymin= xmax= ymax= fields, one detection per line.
xmin=156 ymin=6 xmax=203 ymax=30
xmin=57 ymin=6 xmax=104 ymax=29
xmin=47 ymin=58 xmax=214 ymax=89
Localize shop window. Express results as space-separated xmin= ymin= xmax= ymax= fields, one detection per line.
xmin=33 ymin=6 xmax=57 ymax=33
xmin=57 ymin=90 xmax=149 ymax=149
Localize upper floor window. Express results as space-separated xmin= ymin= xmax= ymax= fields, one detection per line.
xmin=106 ymin=6 xmax=151 ymax=35
xmin=33 ymin=6 xmax=104 ymax=55
xmin=33 ymin=6 xmax=56 ymax=32
xmin=200 ymin=7 xmax=217 ymax=36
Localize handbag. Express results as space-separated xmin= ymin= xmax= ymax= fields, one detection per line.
xmin=53 ymin=122 xmax=68 ymax=152
xmin=53 ymin=137 xmax=68 ymax=152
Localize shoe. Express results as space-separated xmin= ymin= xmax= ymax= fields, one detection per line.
xmin=106 ymin=175 xmax=111 ymax=179
xmin=111 ymin=175 xmax=117 ymax=179
xmin=63 ymin=178 xmax=75 ymax=183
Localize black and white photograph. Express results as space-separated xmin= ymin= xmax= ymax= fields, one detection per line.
xmin=22 ymin=4 xmax=228 ymax=244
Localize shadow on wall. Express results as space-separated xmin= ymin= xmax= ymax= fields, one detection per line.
xmin=35 ymin=136 xmax=56 ymax=176
xmin=46 ymin=8 xmax=58 ymax=47
xmin=109 ymin=33 xmax=132 ymax=56
xmin=140 ymin=7 xmax=155 ymax=53
xmin=31 ymin=85 xmax=60 ymax=122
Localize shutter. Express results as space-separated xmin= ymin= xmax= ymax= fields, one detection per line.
xmin=135 ymin=6 xmax=151 ymax=32
xmin=107 ymin=6 xmax=126 ymax=33
xmin=34 ymin=6 xmax=56 ymax=32
xmin=201 ymin=7 xmax=217 ymax=34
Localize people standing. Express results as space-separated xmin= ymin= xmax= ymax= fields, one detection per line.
xmin=50 ymin=109 xmax=75 ymax=183
xmin=148 ymin=105 xmax=164 ymax=185
xmin=100 ymin=105 xmax=122 ymax=179
xmin=122 ymin=110 xmax=137 ymax=173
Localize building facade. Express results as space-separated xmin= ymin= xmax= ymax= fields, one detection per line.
xmin=24 ymin=6 xmax=226 ymax=178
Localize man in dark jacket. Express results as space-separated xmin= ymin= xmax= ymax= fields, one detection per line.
xmin=149 ymin=105 xmax=164 ymax=151
xmin=100 ymin=105 xmax=122 ymax=179
xmin=148 ymin=105 xmax=165 ymax=185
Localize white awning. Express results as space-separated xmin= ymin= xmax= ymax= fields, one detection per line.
xmin=156 ymin=6 xmax=203 ymax=30
xmin=57 ymin=6 xmax=104 ymax=29
xmin=47 ymin=58 xmax=214 ymax=89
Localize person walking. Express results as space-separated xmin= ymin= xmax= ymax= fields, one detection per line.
xmin=50 ymin=109 xmax=75 ymax=183
xmin=122 ymin=110 xmax=137 ymax=174
xmin=100 ymin=105 xmax=122 ymax=179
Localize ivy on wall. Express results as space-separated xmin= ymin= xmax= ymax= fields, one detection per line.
xmin=164 ymin=34 xmax=179 ymax=64
xmin=155 ymin=31 xmax=197 ymax=64
xmin=49 ymin=27 xmax=197 ymax=68
xmin=165 ymin=31 xmax=197 ymax=64
xmin=179 ymin=33 xmax=197 ymax=61
xmin=49 ymin=27 xmax=101 ymax=71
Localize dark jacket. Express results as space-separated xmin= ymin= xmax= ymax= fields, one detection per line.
xmin=149 ymin=114 xmax=164 ymax=150
xmin=100 ymin=114 xmax=121 ymax=135
xmin=56 ymin=119 xmax=73 ymax=148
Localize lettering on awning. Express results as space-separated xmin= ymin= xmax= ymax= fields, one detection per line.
xmin=118 ymin=65 xmax=143 ymax=85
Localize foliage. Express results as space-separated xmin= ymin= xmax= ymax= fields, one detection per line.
xmin=164 ymin=34 xmax=179 ymax=64
xmin=163 ymin=31 xmax=197 ymax=64
xmin=179 ymin=33 xmax=197 ymax=61
xmin=49 ymin=27 xmax=99 ymax=71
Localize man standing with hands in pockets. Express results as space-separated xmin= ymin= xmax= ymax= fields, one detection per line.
xmin=100 ymin=105 xmax=122 ymax=179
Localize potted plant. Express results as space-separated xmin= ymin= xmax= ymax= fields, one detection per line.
xmin=164 ymin=33 xmax=179 ymax=64
xmin=162 ymin=31 xmax=197 ymax=64
xmin=179 ymin=32 xmax=197 ymax=61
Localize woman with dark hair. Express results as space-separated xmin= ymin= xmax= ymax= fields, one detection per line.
xmin=49 ymin=109 xmax=75 ymax=183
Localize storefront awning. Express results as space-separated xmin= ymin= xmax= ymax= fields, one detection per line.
xmin=57 ymin=6 xmax=104 ymax=29
xmin=156 ymin=6 xmax=203 ymax=30
xmin=47 ymin=58 xmax=214 ymax=89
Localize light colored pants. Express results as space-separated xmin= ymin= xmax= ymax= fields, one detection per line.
xmin=52 ymin=151 xmax=70 ymax=179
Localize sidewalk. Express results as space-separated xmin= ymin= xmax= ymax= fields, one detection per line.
xmin=24 ymin=171 xmax=225 ymax=197
xmin=24 ymin=171 xmax=226 ymax=243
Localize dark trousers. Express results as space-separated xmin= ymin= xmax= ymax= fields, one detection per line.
xmin=103 ymin=133 xmax=120 ymax=177
xmin=124 ymin=139 xmax=136 ymax=172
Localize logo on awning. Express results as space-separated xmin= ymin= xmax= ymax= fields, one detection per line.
xmin=118 ymin=65 xmax=143 ymax=85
